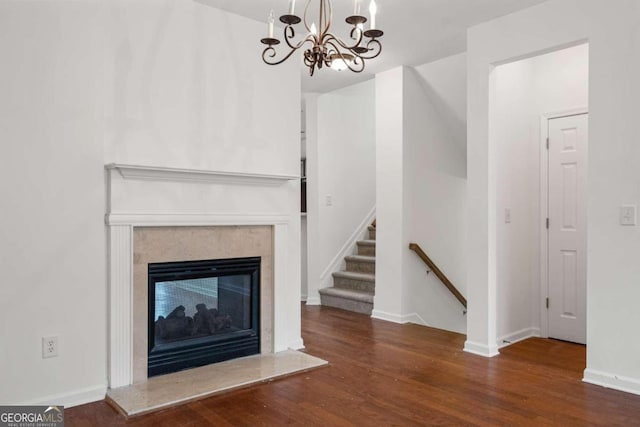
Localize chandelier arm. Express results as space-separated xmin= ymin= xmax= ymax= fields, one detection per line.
xmin=349 ymin=37 xmax=383 ymax=60
xmin=303 ymin=50 xmax=319 ymax=76
xmin=361 ymin=38 xmax=382 ymax=59
xmin=283 ymin=26 xmax=316 ymax=51
xmin=349 ymin=27 xmax=365 ymax=46
xmin=324 ymin=40 xmax=365 ymax=73
xmin=344 ymin=56 xmax=365 ymax=73
xmin=322 ymin=0 xmax=332 ymax=37
xmin=262 ymin=37 xmax=315 ymax=66
xmin=302 ymin=0 xmax=313 ymax=33
xmin=284 ymin=25 xmax=296 ymax=47
xmin=323 ymin=32 xmax=363 ymax=52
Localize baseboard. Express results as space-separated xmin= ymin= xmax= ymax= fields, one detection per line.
xmin=497 ymin=327 xmax=540 ymax=349
xmin=371 ymin=310 xmax=426 ymax=325
xmin=583 ymin=368 xmax=640 ymax=396
xmin=463 ymin=340 xmax=500 ymax=358
xmin=288 ymin=337 xmax=305 ymax=351
xmin=301 ymin=294 xmax=307 ymax=302
xmin=319 ymin=206 xmax=376 ymax=290
xmin=371 ymin=309 xmax=404 ymax=323
xmin=305 ymin=296 xmax=321 ymax=306
xmin=400 ymin=313 xmax=429 ymax=326
xmin=28 ymin=384 xmax=107 ymax=408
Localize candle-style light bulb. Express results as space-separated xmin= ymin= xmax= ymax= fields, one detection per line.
xmin=289 ymin=0 xmax=296 ymax=15
xmin=369 ymin=0 xmax=377 ymax=29
xmin=310 ymin=23 xmax=317 ymax=35
xmin=268 ymin=10 xmax=275 ymax=38
xmin=353 ymin=0 xmax=361 ymax=15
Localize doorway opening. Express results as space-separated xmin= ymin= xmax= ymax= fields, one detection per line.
xmin=493 ymin=43 xmax=589 ymax=349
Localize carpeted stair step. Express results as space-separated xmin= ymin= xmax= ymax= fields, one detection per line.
xmin=368 ymin=225 xmax=376 ymax=240
xmin=332 ymin=271 xmax=375 ymax=292
xmin=356 ymin=240 xmax=376 ymax=256
xmin=318 ymin=287 xmax=374 ymax=315
xmin=345 ymin=255 xmax=375 ymax=274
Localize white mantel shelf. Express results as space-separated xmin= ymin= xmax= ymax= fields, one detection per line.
xmin=105 ymin=164 xmax=299 ymax=186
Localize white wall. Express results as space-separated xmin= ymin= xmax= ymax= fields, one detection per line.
xmin=0 ymin=1 xmax=106 ymax=406
xmin=374 ymin=56 xmax=468 ymax=333
xmin=494 ymin=45 xmax=589 ymax=346
xmin=494 ymin=59 xmax=536 ymax=345
xmin=104 ymin=0 xmax=299 ymax=175
xmin=403 ymin=55 xmax=468 ymax=333
xmin=373 ymin=68 xmax=406 ymax=321
xmin=466 ymin=0 xmax=640 ymax=395
xmin=305 ymin=80 xmax=376 ymax=302
xmin=0 ymin=0 xmax=301 ymax=406
xmin=413 ymin=54 xmax=467 ymax=156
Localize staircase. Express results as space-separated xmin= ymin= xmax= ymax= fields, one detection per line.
xmin=319 ymin=223 xmax=376 ymax=315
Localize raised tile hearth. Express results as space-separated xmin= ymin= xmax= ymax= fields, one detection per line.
xmin=107 ymin=350 xmax=328 ymax=417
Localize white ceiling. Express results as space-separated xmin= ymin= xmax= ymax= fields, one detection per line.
xmin=196 ymin=0 xmax=547 ymax=93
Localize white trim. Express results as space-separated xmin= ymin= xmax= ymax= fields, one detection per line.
xmin=463 ymin=340 xmax=500 ymax=357
xmin=497 ymin=327 xmax=540 ymax=349
xmin=106 ymin=212 xmax=290 ymax=226
xmin=272 ymin=223 xmax=290 ymax=353
xmin=305 ymin=296 xmax=321 ymax=306
xmin=319 ymin=206 xmax=376 ymax=290
xmin=371 ymin=309 xmax=405 ymax=324
xmin=106 ymin=163 xmax=298 ymax=186
xmin=29 ymin=385 xmax=107 ymax=408
xmin=108 ymin=225 xmax=133 ymax=388
xmin=539 ymin=107 xmax=588 ymax=339
xmin=583 ymin=369 xmax=640 ymax=396
xmin=400 ymin=313 xmax=429 ymax=326
xmin=539 ymin=112 xmax=550 ymax=338
xmin=371 ymin=310 xmax=427 ymax=325
xmin=288 ymin=338 xmax=306 ymax=351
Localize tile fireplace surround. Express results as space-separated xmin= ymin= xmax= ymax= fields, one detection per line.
xmin=132 ymin=225 xmax=273 ymax=383
xmin=105 ymin=164 xmax=312 ymax=395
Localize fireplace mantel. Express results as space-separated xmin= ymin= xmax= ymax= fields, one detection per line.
xmin=105 ymin=162 xmax=303 ymax=388
xmin=106 ymin=163 xmax=299 ymax=186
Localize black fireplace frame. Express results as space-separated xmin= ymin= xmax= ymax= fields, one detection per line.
xmin=147 ymin=257 xmax=261 ymax=377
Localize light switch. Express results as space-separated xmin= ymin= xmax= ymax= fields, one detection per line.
xmin=620 ymin=205 xmax=636 ymax=226
xmin=505 ymin=208 xmax=511 ymax=224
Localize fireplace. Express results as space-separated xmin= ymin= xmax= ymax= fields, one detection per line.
xmin=106 ymin=164 xmax=304 ymax=388
xmin=147 ymin=257 xmax=261 ymax=377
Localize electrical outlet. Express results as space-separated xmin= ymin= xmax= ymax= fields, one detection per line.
xmin=325 ymin=194 xmax=333 ymax=206
xmin=42 ymin=336 xmax=59 ymax=359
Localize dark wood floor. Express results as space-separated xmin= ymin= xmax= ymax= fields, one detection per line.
xmin=67 ymin=305 xmax=640 ymax=426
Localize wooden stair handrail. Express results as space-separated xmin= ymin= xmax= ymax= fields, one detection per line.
xmin=409 ymin=243 xmax=467 ymax=309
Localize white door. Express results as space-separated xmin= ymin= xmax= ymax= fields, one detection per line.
xmin=547 ymin=113 xmax=588 ymax=344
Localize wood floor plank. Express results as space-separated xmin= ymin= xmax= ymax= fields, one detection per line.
xmin=66 ymin=305 xmax=640 ymax=426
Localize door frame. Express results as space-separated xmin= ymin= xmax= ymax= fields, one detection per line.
xmin=539 ymin=107 xmax=588 ymax=339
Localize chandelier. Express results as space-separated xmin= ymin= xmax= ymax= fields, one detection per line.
xmin=260 ymin=0 xmax=384 ymax=76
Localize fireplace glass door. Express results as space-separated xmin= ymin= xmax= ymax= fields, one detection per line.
xmin=147 ymin=257 xmax=260 ymax=377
